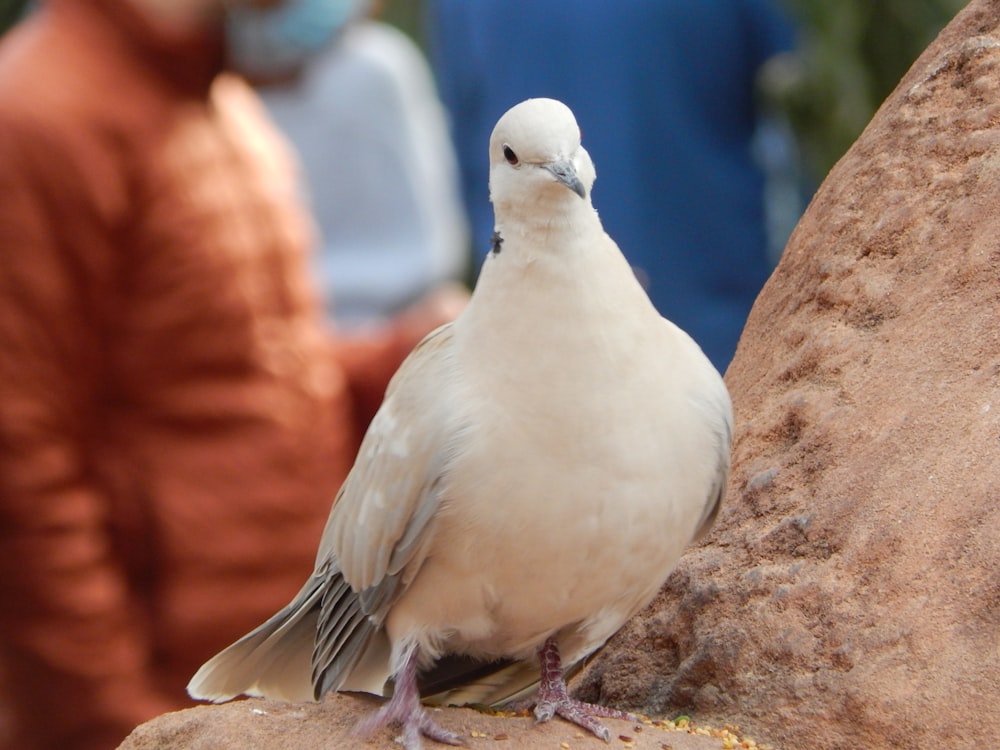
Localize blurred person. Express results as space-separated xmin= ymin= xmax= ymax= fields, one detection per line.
xmin=0 ymin=0 xmax=464 ymax=748
xmin=427 ymin=0 xmax=796 ymax=370
xmin=255 ymin=1 xmax=470 ymax=327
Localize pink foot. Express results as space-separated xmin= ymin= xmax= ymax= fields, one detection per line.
xmin=353 ymin=646 xmax=465 ymax=749
xmin=532 ymin=638 xmax=637 ymax=743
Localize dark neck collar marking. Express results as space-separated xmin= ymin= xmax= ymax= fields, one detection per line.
xmin=490 ymin=230 xmax=504 ymax=255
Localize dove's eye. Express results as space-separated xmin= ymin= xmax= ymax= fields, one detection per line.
xmin=502 ymin=145 xmax=519 ymax=166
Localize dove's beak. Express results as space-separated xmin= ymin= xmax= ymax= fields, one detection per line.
xmin=543 ymin=160 xmax=587 ymax=199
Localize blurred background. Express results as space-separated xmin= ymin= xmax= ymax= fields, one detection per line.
xmin=377 ymin=0 xmax=968 ymax=185
xmin=419 ymin=0 xmax=968 ymax=189
xmin=0 ymin=0 xmax=968 ymax=200
xmin=0 ymin=0 xmax=967 ymax=355
xmin=765 ymin=0 xmax=967 ymax=180
xmin=0 ymin=0 xmax=969 ymax=358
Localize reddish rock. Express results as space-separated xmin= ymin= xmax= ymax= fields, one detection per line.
xmin=576 ymin=1 xmax=1000 ymax=748
xmin=116 ymin=693 xmax=729 ymax=750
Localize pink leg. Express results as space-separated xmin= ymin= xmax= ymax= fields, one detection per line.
xmin=533 ymin=637 xmax=637 ymax=743
xmin=353 ymin=645 xmax=465 ymax=749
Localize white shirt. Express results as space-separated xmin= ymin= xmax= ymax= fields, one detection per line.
xmin=260 ymin=20 xmax=469 ymax=325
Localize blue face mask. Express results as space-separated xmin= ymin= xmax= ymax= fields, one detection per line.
xmin=225 ymin=0 xmax=368 ymax=80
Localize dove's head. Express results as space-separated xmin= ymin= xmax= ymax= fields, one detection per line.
xmin=488 ymin=98 xmax=597 ymax=221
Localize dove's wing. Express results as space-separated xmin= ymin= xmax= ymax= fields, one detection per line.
xmin=320 ymin=322 xmax=459 ymax=595
xmin=692 ymin=378 xmax=733 ymax=543
xmin=189 ymin=324 xmax=464 ymax=703
xmin=692 ymin=407 xmax=731 ymax=542
xmin=311 ymin=323 xmax=464 ymax=693
xmin=665 ymin=318 xmax=733 ymax=543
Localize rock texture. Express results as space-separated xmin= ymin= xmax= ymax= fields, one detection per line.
xmin=576 ymin=2 xmax=1000 ymax=748
xmin=117 ymin=693 xmax=730 ymax=750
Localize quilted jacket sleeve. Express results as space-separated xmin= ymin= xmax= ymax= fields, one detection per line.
xmin=0 ymin=118 xmax=181 ymax=750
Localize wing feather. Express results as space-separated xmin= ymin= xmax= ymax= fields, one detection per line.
xmin=310 ymin=324 xmax=462 ymax=693
xmin=318 ymin=324 xmax=457 ymax=592
xmin=191 ymin=325 xmax=463 ymax=704
xmin=691 ymin=367 xmax=733 ymax=542
xmin=312 ymin=564 xmax=383 ymax=697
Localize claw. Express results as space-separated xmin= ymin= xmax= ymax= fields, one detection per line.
xmin=531 ymin=637 xmax=637 ymax=742
xmin=353 ymin=646 xmax=465 ymax=749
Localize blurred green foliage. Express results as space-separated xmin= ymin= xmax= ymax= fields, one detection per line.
xmin=0 ymin=0 xmax=30 ymax=32
xmin=379 ymin=0 xmax=426 ymax=47
xmin=770 ymin=0 xmax=967 ymax=181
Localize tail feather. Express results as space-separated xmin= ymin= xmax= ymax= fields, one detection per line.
xmin=188 ymin=568 xmax=579 ymax=711
xmin=187 ymin=576 xmax=324 ymax=703
xmin=312 ymin=571 xmax=387 ymax=697
xmin=421 ymin=652 xmax=594 ymax=709
xmin=188 ymin=566 xmax=394 ymax=705
xmin=422 ymin=657 xmax=540 ymax=709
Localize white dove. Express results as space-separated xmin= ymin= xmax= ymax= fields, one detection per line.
xmin=188 ymin=97 xmax=732 ymax=748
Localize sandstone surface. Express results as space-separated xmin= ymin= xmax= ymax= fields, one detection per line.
xmin=117 ymin=693 xmax=734 ymax=750
xmin=576 ymin=2 xmax=1000 ymax=748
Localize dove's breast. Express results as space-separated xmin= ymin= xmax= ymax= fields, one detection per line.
xmin=385 ymin=275 xmax=727 ymax=667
